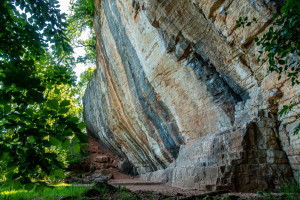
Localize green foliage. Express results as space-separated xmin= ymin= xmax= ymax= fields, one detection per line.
xmin=259 ymin=0 xmax=299 ymax=135
xmin=66 ymin=150 xmax=88 ymax=171
xmin=73 ymin=67 xmax=95 ymax=120
xmin=279 ymin=102 xmax=299 ymax=135
xmin=256 ymin=0 xmax=299 ymax=86
xmin=63 ymin=0 xmax=96 ymax=122
xmin=257 ymin=182 xmax=300 ymax=200
xmin=68 ymin=0 xmax=96 ymax=65
xmin=236 ymin=16 xmax=257 ymax=28
xmin=117 ymin=186 xmax=127 ymax=193
xmin=0 ymin=0 xmax=72 ymax=61
xmin=0 ymin=0 xmax=88 ymax=191
xmin=237 ymin=0 xmax=299 ymax=85
xmin=236 ymin=0 xmax=299 ymax=134
xmin=75 ymin=34 xmax=97 ymax=65
xmin=257 ymin=189 xmax=278 ymax=200
xmin=78 ymin=67 xmax=95 ymax=89
xmin=117 ymin=188 xmax=136 ymax=200
xmin=279 ymin=103 xmax=295 ymax=117
xmin=0 ymin=183 xmax=89 ymax=200
xmin=222 ymin=195 xmax=230 ymax=200
xmin=69 ymin=0 xmax=94 ymax=30
xmin=94 ymin=183 xmax=108 ymax=195
xmin=279 ymin=182 xmax=300 ymax=200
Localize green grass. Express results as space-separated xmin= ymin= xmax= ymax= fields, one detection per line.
xmin=0 ymin=183 xmax=90 ymax=200
xmin=257 ymin=182 xmax=300 ymax=200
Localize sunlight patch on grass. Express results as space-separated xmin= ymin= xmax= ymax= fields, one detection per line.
xmin=1 ymin=189 xmax=24 ymax=195
xmin=50 ymin=182 xmax=72 ymax=187
xmin=0 ymin=184 xmax=90 ymax=200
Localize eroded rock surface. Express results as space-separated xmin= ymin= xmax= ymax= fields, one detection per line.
xmin=84 ymin=0 xmax=300 ymax=192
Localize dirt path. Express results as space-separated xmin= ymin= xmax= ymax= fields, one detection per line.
xmin=109 ymin=178 xmax=211 ymax=197
xmin=107 ymin=178 xmax=294 ymax=199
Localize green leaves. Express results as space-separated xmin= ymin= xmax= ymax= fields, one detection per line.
xmin=25 ymin=183 xmax=35 ymax=191
xmin=73 ymin=143 xmax=81 ymax=154
xmin=60 ymin=100 xmax=71 ymax=107
xmin=236 ymin=0 xmax=299 ymax=135
xmin=78 ymin=122 xmax=87 ymax=130
xmin=0 ymin=0 xmax=89 ymax=190
xmin=59 ymin=107 xmax=70 ymax=114
xmin=279 ymin=104 xmax=294 ymax=117
xmin=59 ymin=100 xmax=71 ymax=114
xmin=50 ymin=136 xmax=61 ymax=146
xmin=54 ymin=169 xmax=65 ymax=178
xmin=278 ymin=60 xmax=286 ymax=65
xmin=68 ymin=0 xmax=96 ymax=65
xmin=257 ymin=0 xmax=299 ymax=86
xmin=35 ymin=183 xmax=47 ymax=193
xmin=13 ymin=181 xmax=23 ymax=190
xmin=0 ymin=152 xmax=9 ymax=160
xmin=236 ymin=16 xmax=257 ymax=28
xmin=46 ymin=99 xmax=59 ymax=110
xmin=77 ymin=132 xmax=88 ymax=143
xmin=62 ymin=139 xmax=71 ymax=150
xmin=54 ymin=88 xmax=60 ymax=94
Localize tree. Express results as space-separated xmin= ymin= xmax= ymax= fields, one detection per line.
xmin=78 ymin=67 xmax=95 ymax=89
xmin=0 ymin=0 xmax=87 ymax=191
xmin=66 ymin=0 xmax=97 ymax=121
xmin=68 ymin=0 xmax=96 ymax=65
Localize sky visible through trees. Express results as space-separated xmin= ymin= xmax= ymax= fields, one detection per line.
xmin=58 ymin=0 xmax=90 ymax=80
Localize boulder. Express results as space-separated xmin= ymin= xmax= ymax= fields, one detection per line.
xmin=95 ymin=156 xmax=110 ymax=163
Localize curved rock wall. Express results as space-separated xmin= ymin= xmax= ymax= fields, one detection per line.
xmin=84 ymin=0 xmax=300 ymax=191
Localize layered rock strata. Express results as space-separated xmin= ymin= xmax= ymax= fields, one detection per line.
xmin=84 ymin=0 xmax=300 ymax=192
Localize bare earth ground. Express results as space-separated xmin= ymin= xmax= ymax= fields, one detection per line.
xmin=109 ymin=178 xmax=205 ymax=196
xmin=108 ymin=178 xmax=265 ymax=199
xmin=107 ymin=176 xmax=299 ymax=199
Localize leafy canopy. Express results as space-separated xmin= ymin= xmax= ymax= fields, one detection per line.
xmin=0 ymin=0 xmax=88 ymax=191
xmin=68 ymin=0 xmax=96 ymax=65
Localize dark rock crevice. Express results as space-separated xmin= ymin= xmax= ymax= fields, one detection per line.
xmin=186 ymin=53 xmax=244 ymax=124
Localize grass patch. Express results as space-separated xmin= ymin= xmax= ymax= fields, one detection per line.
xmin=117 ymin=187 xmax=136 ymax=200
xmin=257 ymin=182 xmax=300 ymax=200
xmin=0 ymin=184 xmax=90 ymax=200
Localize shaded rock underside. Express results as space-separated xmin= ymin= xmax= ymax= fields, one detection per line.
xmin=84 ymin=0 xmax=300 ymax=192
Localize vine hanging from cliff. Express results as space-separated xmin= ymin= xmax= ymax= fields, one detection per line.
xmin=237 ymin=0 xmax=299 ymax=134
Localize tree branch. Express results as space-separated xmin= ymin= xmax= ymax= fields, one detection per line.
xmin=0 ymin=137 xmax=11 ymax=145
xmin=73 ymin=44 xmax=95 ymax=48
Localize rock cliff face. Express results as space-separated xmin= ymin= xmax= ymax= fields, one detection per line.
xmin=84 ymin=0 xmax=300 ymax=192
